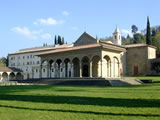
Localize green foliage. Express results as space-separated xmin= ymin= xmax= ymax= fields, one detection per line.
xmin=133 ymin=33 xmax=146 ymax=44
xmin=152 ymin=32 xmax=160 ymax=53
xmin=0 ymin=57 xmax=7 ymax=67
xmin=0 ymin=79 xmax=160 ymax=120
xmin=54 ymin=35 xmax=57 ymax=45
xmin=146 ymin=17 xmax=152 ymax=45
xmin=131 ymin=25 xmax=138 ymax=34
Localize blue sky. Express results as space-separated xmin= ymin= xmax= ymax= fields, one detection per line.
xmin=0 ymin=0 xmax=160 ymax=57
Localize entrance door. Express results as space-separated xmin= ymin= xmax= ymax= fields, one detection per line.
xmin=134 ymin=66 xmax=138 ymax=76
xmin=82 ymin=65 xmax=89 ymax=77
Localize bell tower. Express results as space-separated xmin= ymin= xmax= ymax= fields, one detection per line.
xmin=112 ymin=26 xmax=122 ymax=45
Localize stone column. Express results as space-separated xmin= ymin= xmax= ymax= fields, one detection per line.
xmin=39 ymin=65 xmax=42 ymax=79
xmin=101 ymin=59 xmax=103 ymax=77
xmin=89 ymin=61 xmax=92 ymax=77
xmin=80 ymin=61 xmax=82 ymax=77
xmin=61 ymin=62 xmax=65 ymax=78
xmin=71 ymin=63 xmax=74 ymax=77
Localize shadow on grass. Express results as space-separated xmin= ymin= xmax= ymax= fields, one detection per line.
xmin=0 ymin=94 xmax=160 ymax=108
xmin=0 ymin=104 xmax=159 ymax=117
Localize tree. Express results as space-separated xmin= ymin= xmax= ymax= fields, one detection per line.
xmin=131 ymin=25 xmax=138 ymax=34
xmin=152 ymin=32 xmax=160 ymax=53
xmin=133 ymin=33 xmax=145 ymax=44
xmin=146 ymin=16 xmax=152 ymax=45
xmin=54 ymin=35 xmax=57 ymax=45
xmin=61 ymin=37 xmax=64 ymax=45
xmin=0 ymin=57 xmax=7 ymax=66
xmin=58 ymin=35 xmax=62 ymax=45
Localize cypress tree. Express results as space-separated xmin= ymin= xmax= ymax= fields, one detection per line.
xmin=54 ymin=35 xmax=57 ymax=45
xmin=58 ymin=35 xmax=61 ymax=45
xmin=146 ymin=16 xmax=151 ymax=45
xmin=62 ymin=37 xmax=64 ymax=45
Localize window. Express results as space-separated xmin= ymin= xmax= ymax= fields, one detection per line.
xmin=27 ymin=56 xmax=29 ymax=59
xmin=30 ymin=61 xmax=32 ymax=65
xmin=52 ymin=68 xmax=54 ymax=72
xmin=43 ymin=69 xmax=45 ymax=72
xmin=33 ymin=61 xmax=35 ymax=64
xmin=23 ymin=56 xmax=25 ymax=59
xmin=30 ymin=55 xmax=32 ymax=58
xmin=37 ymin=61 xmax=40 ymax=64
xmin=36 ymin=69 xmax=38 ymax=72
xmin=27 ymin=62 xmax=29 ymax=65
xmin=61 ymin=68 xmax=62 ymax=72
xmin=115 ymin=35 xmax=117 ymax=39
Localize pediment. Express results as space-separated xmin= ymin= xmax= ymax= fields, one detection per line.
xmin=74 ymin=32 xmax=98 ymax=46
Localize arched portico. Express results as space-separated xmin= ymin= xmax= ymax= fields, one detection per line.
xmin=72 ymin=57 xmax=80 ymax=77
xmin=103 ymin=55 xmax=111 ymax=78
xmin=81 ymin=56 xmax=90 ymax=77
xmin=9 ymin=72 xmax=16 ymax=80
xmin=64 ymin=58 xmax=72 ymax=77
xmin=49 ymin=59 xmax=54 ymax=78
xmin=16 ymin=72 xmax=24 ymax=80
xmin=113 ymin=57 xmax=120 ymax=77
xmin=2 ymin=72 xmax=8 ymax=81
xmin=92 ymin=55 xmax=101 ymax=77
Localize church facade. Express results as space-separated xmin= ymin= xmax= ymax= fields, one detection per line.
xmin=5 ymin=27 xmax=156 ymax=81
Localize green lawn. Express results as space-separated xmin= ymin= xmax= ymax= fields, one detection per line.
xmin=0 ymin=77 xmax=160 ymax=120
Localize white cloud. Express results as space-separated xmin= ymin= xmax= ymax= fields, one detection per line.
xmin=34 ymin=17 xmax=64 ymax=26
xmin=72 ymin=26 xmax=79 ymax=30
xmin=62 ymin=11 xmax=70 ymax=16
xmin=121 ymin=29 xmax=132 ymax=36
xmin=41 ymin=33 xmax=51 ymax=40
xmin=11 ymin=26 xmax=51 ymax=40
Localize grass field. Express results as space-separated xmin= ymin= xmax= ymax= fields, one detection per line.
xmin=0 ymin=77 xmax=160 ymax=120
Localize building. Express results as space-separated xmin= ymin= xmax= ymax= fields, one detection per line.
xmin=7 ymin=27 xmax=156 ymax=80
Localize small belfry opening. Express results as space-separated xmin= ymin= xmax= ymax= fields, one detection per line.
xmin=72 ymin=57 xmax=80 ymax=77
xmin=82 ymin=56 xmax=90 ymax=77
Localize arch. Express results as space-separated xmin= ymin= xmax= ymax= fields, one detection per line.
xmin=82 ymin=56 xmax=90 ymax=77
xmin=41 ymin=60 xmax=48 ymax=65
xmin=9 ymin=72 xmax=16 ymax=80
xmin=103 ymin=55 xmax=111 ymax=77
xmin=2 ymin=72 xmax=8 ymax=81
xmin=113 ymin=57 xmax=119 ymax=77
xmin=64 ymin=58 xmax=71 ymax=77
xmin=72 ymin=57 xmax=80 ymax=77
xmin=55 ymin=59 xmax=62 ymax=78
xmin=92 ymin=55 xmax=101 ymax=77
xmin=48 ymin=59 xmax=54 ymax=78
xmin=16 ymin=72 xmax=24 ymax=80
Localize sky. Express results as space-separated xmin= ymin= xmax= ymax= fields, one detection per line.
xmin=0 ymin=0 xmax=160 ymax=57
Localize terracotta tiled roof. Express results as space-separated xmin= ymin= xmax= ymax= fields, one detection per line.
xmin=0 ymin=67 xmax=22 ymax=72
xmin=37 ymin=42 xmax=126 ymax=56
xmin=37 ymin=43 xmax=101 ymax=56
xmin=123 ymin=43 xmax=156 ymax=49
